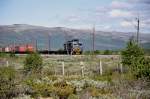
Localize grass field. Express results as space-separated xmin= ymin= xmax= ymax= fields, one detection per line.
xmin=0 ymin=54 xmax=150 ymax=99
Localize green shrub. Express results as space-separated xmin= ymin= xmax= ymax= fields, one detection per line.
xmin=25 ymin=79 xmax=53 ymax=98
xmin=0 ymin=52 xmax=6 ymax=57
xmin=121 ymin=38 xmax=144 ymax=67
xmin=24 ymin=52 xmax=43 ymax=74
xmin=0 ymin=66 xmax=17 ymax=98
xmin=68 ymin=94 xmax=78 ymax=99
xmin=53 ymin=80 xmax=75 ymax=99
xmin=133 ymin=57 xmax=150 ymax=79
xmin=121 ymin=38 xmax=150 ymax=79
xmin=9 ymin=52 xmax=16 ymax=57
xmin=85 ymin=87 xmax=99 ymax=97
xmin=0 ymin=52 xmax=10 ymax=57
xmin=92 ymin=75 xmax=112 ymax=82
xmin=103 ymin=50 xmax=112 ymax=55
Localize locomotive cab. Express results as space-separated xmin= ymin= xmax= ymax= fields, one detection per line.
xmin=64 ymin=39 xmax=83 ymax=55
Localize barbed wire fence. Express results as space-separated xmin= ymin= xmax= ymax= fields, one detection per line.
xmin=1 ymin=55 xmax=149 ymax=76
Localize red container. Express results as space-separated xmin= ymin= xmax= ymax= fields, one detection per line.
xmin=18 ymin=45 xmax=26 ymax=52
xmin=26 ymin=44 xmax=34 ymax=52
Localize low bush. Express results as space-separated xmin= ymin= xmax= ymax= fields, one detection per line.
xmin=53 ymin=80 xmax=75 ymax=99
xmin=133 ymin=57 xmax=150 ymax=79
xmin=24 ymin=52 xmax=43 ymax=74
xmin=68 ymin=94 xmax=78 ymax=99
xmin=25 ymin=78 xmax=53 ymax=98
xmin=121 ymin=38 xmax=150 ymax=79
xmin=0 ymin=66 xmax=18 ymax=98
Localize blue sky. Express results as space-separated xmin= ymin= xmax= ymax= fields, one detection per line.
xmin=0 ymin=0 xmax=150 ymax=33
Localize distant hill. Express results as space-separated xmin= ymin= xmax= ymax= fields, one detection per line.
xmin=0 ymin=24 xmax=150 ymax=50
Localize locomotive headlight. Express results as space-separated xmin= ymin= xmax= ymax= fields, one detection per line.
xmin=73 ymin=47 xmax=81 ymax=55
xmin=76 ymin=47 xmax=80 ymax=52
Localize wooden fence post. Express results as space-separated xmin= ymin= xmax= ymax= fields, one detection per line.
xmin=99 ymin=60 xmax=103 ymax=75
xmin=54 ymin=67 xmax=56 ymax=76
xmin=62 ymin=61 xmax=65 ymax=76
xmin=80 ymin=61 xmax=84 ymax=77
xmin=6 ymin=61 xmax=9 ymax=67
xmin=120 ymin=63 xmax=123 ymax=73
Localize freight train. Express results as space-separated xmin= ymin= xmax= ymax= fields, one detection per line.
xmin=0 ymin=39 xmax=83 ymax=55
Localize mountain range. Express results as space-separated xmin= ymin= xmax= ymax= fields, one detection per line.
xmin=0 ymin=24 xmax=150 ymax=50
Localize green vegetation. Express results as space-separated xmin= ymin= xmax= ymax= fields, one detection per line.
xmin=25 ymin=78 xmax=53 ymax=98
xmin=121 ymin=38 xmax=150 ymax=79
xmin=144 ymin=49 xmax=150 ymax=55
xmin=53 ymin=80 xmax=75 ymax=99
xmin=24 ymin=52 xmax=43 ymax=74
xmin=0 ymin=52 xmax=7 ymax=57
xmin=121 ymin=38 xmax=144 ymax=66
xmin=83 ymin=50 xmax=120 ymax=55
xmin=0 ymin=66 xmax=17 ymax=98
xmin=0 ymin=52 xmax=13 ymax=58
xmin=0 ymin=40 xmax=150 ymax=99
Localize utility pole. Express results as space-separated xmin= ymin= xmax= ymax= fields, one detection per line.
xmin=123 ymin=17 xmax=140 ymax=45
xmin=64 ymin=31 xmax=70 ymax=55
xmin=35 ymin=39 xmax=38 ymax=52
xmin=13 ymin=40 xmax=15 ymax=53
xmin=92 ymin=25 xmax=95 ymax=55
xmin=48 ymin=34 xmax=51 ymax=54
xmin=136 ymin=17 xmax=140 ymax=45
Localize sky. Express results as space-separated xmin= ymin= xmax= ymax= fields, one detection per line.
xmin=0 ymin=0 xmax=150 ymax=33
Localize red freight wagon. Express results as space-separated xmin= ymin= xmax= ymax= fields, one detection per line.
xmin=26 ymin=44 xmax=34 ymax=52
xmin=5 ymin=47 xmax=11 ymax=52
xmin=19 ymin=45 xmax=26 ymax=52
xmin=0 ymin=48 xmax=2 ymax=52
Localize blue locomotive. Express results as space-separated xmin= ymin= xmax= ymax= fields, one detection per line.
xmin=64 ymin=39 xmax=83 ymax=55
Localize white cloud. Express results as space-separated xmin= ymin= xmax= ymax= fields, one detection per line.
xmin=143 ymin=19 xmax=150 ymax=25
xmin=67 ymin=15 xmax=81 ymax=22
xmin=109 ymin=9 xmax=133 ymax=18
xmin=120 ymin=21 xmax=133 ymax=27
xmin=61 ymin=0 xmax=149 ymax=33
xmin=95 ymin=6 xmax=109 ymax=13
xmin=103 ymin=25 xmax=111 ymax=30
xmin=111 ymin=1 xmax=131 ymax=9
xmin=96 ymin=25 xmax=112 ymax=31
xmin=121 ymin=20 xmax=149 ymax=29
xmin=68 ymin=24 xmax=93 ymax=30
